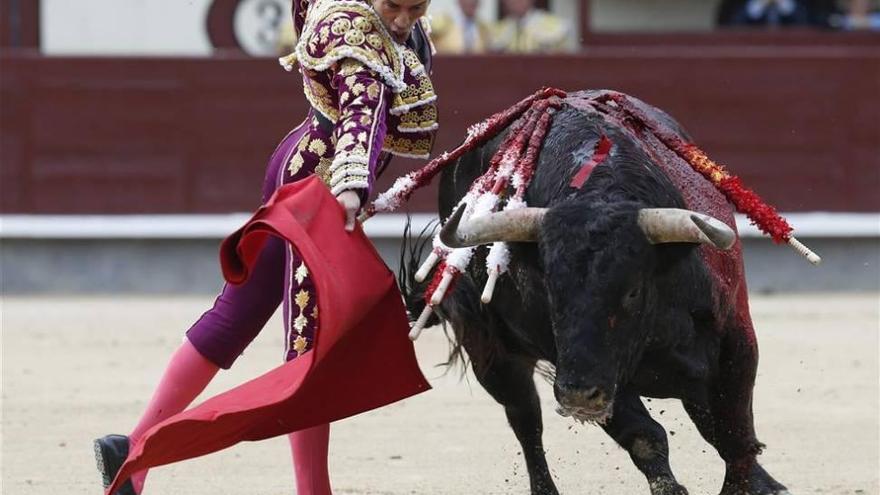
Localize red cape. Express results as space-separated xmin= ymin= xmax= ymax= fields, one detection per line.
xmin=108 ymin=176 xmax=430 ymax=494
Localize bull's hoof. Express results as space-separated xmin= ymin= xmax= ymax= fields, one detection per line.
xmin=529 ymin=482 xmax=560 ymax=495
xmin=529 ymin=476 xmax=560 ymax=495
xmin=720 ymin=489 xmax=790 ymax=495
xmin=719 ymin=479 xmax=790 ymax=495
xmin=649 ymin=476 xmax=689 ymax=495
xmin=720 ymin=461 xmax=790 ymax=495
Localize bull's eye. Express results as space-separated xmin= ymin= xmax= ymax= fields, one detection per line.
xmin=626 ymin=287 xmax=640 ymax=300
xmin=622 ymin=286 xmax=641 ymax=312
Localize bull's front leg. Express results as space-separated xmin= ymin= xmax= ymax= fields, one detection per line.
xmin=683 ymin=401 xmax=790 ymax=495
xmin=472 ymin=355 xmax=559 ymax=495
xmin=683 ymin=326 xmax=790 ymax=495
xmin=442 ymin=276 xmax=557 ymax=494
xmin=601 ymin=391 xmax=688 ymax=495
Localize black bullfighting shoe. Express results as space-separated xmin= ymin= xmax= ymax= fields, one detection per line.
xmin=94 ymin=434 xmax=138 ymax=495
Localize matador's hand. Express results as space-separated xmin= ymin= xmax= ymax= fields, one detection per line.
xmin=336 ymin=190 xmax=362 ymax=232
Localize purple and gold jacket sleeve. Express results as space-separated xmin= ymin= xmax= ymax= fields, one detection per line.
xmin=327 ymin=59 xmax=390 ymax=200
xmin=280 ymin=0 xmax=438 ymax=200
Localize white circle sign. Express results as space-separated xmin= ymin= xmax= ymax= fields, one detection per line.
xmin=233 ymin=0 xmax=291 ymax=55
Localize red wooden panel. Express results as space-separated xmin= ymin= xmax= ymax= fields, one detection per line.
xmin=0 ymin=133 xmax=25 ymax=209
xmin=1 ymin=36 xmax=877 ymax=214
xmin=30 ymin=152 xmax=188 ymax=213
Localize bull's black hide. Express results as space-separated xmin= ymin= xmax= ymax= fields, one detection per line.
xmin=401 ymin=90 xmax=791 ymax=495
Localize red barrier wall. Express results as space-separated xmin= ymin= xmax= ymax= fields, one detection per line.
xmin=2 ymin=36 xmax=878 ymax=214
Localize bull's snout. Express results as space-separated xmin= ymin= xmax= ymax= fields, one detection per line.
xmin=555 ymin=385 xmax=609 ymax=413
xmin=554 ymin=357 xmax=617 ymax=422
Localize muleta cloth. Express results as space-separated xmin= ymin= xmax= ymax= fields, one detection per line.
xmin=106 ymin=176 xmax=431 ymax=494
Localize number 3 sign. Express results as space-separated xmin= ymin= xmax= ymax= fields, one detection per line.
xmin=207 ymin=0 xmax=291 ymax=56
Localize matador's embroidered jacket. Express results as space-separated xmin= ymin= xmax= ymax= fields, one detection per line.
xmin=279 ymin=0 xmax=438 ymax=199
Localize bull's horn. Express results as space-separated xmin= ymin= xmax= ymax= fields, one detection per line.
xmin=439 ymin=204 xmax=548 ymax=248
xmin=637 ymin=208 xmax=736 ymax=250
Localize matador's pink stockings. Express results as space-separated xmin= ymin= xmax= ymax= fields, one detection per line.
xmin=124 ymin=339 xmax=331 ymax=494
xmin=127 ymin=338 xmax=220 ymax=493
xmin=289 ymin=424 xmax=333 ymax=495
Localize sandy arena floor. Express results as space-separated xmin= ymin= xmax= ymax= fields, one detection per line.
xmin=2 ymin=294 xmax=878 ymax=494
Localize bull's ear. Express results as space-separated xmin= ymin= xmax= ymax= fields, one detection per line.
xmin=637 ymin=208 xmax=736 ymax=250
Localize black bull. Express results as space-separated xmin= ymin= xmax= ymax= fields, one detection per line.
xmin=402 ymin=91 xmax=791 ymax=495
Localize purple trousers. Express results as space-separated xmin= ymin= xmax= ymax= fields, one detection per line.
xmin=186 ymin=120 xmax=319 ymax=368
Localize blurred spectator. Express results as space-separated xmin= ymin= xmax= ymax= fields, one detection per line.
xmin=431 ymin=0 xmax=491 ymax=53
xmin=831 ymin=0 xmax=880 ymax=29
xmin=717 ymin=0 xmax=838 ymax=27
xmin=491 ymin=0 xmax=576 ymax=54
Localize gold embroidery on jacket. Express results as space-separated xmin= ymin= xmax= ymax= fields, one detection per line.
xmin=367 ymin=33 xmax=383 ymax=49
xmin=297 ymin=0 xmax=402 ymax=87
xmin=352 ymin=15 xmax=373 ymax=33
xmin=315 ymin=156 xmax=333 ymax=184
xmin=331 ymin=18 xmax=351 ymax=35
xmin=288 ymin=152 xmax=305 ymax=175
xmin=292 ymin=335 xmax=309 ymax=354
xmin=338 ymin=59 xmax=363 ymax=77
xmin=383 ymin=134 xmax=433 ymax=157
xmin=399 ymin=105 xmax=438 ymax=131
xmin=294 ymin=288 xmax=311 ymax=309
xmin=366 ymin=81 xmax=381 ymax=100
xmin=308 ymin=138 xmax=327 ymax=155
xmin=295 ymin=261 xmax=309 ymax=284
xmin=392 ymin=70 xmax=436 ymax=108
xmin=344 ymin=29 xmax=366 ymax=46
